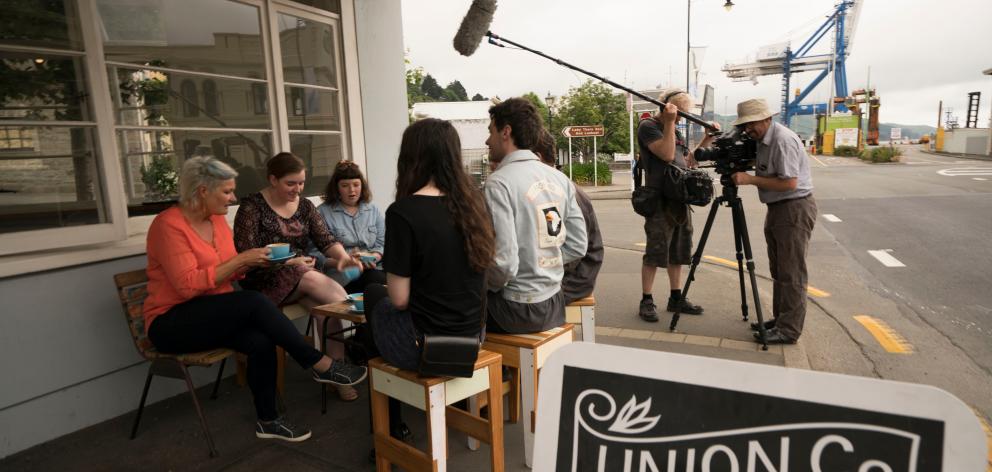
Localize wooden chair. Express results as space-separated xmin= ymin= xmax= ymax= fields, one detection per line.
xmin=565 ymin=296 xmax=597 ymax=342
xmin=477 ymin=324 xmax=574 ymax=468
xmin=369 ymin=350 xmax=505 ymax=472
xmin=114 ymin=270 xmax=233 ymax=458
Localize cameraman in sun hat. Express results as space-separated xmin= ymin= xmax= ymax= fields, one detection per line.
xmin=729 ymin=98 xmax=816 ymax=345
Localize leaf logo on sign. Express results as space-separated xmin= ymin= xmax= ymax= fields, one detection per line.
xmin=608 ymin=395 xmax=661 ymax=434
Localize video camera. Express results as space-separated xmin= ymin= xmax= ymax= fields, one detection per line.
xmin=693 ymin=127 xmax=758 ymax=182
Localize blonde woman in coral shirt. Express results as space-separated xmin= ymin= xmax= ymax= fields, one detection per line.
xmin=144 ymin=157 xmax=367 ymax=442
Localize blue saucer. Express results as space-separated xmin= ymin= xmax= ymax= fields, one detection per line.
xmin=268 ymin=254 xmax=295 ymax=263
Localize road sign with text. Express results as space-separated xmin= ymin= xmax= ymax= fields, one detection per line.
xmin=561 ymin=125 xmax=605 ymax=138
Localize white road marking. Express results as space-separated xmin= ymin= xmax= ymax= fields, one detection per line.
xmin=811 ymin=154 xmax=827 ymax=167
xmin=868 ymin=249 xmax=906 ymax=268
xmin=937 ymin=167 xmax=992 ymax=177
xmin=822 ymin=214 xmax=842 ymax=222
xmin=974 ymin=177 xmax=988 ymax=181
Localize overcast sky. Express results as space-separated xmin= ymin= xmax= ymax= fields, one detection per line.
xmin=401 ymin=0 xmax=992 ymax=127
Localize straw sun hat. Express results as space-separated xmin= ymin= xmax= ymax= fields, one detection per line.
xmin=731 ymin=98 xmax=777 ymax=126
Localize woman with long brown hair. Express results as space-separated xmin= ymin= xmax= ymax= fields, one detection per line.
xmin=363 ymin=118 xmax=495 ymax=440
xmin=366 ymin=117 xmax=494 ymax=367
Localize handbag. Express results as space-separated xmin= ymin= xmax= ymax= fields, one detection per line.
xmin=417 ymin=274 xmax=488 ymax=378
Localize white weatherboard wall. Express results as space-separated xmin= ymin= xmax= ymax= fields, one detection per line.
xmin=0 ymin=0 xmax=408 ymax=458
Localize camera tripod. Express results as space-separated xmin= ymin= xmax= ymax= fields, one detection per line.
xmin=668 ymin=176 xmax=770 ymax=350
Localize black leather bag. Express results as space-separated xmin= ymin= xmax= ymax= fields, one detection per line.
xmin=631 ymin=161 xmax=660 ymax=217
xmin=417 ymin=275 xmax=488 ymax=378
xmin=418 ymin=335 xmax=481 ymax=378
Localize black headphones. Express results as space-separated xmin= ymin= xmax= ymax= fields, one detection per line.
xmin=660 ymin=89 xmax=686 ymax=104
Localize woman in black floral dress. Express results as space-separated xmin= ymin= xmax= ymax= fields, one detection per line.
xmin=234 ymin=152 xmax=365 ymax=401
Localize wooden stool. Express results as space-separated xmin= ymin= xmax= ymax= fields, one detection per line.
xmin=478 ymin=324 xmax=574 ymax=468
xmin=370 ymin=350 xmax=504 ymax=472
xmin=565 ymin=296 xmax=596 ymax=342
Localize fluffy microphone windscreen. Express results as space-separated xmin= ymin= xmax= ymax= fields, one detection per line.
xmin=453 ymin=0 xmax=497 ymax=57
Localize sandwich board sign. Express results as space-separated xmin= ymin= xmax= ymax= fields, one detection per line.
xmin=533 ymin=343 xmax=986 ymax=471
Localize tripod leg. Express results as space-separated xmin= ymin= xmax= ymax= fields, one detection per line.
xmin=731 ymin=199 xmax=769 ymax=351
xmin=669 ymin=199 xmax=721 ymax=331
xmin=731 ymin=202 xmax=750 ymax=322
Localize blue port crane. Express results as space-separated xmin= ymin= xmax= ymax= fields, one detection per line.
xmin=722 ymin=1 xmax=863 ymax=127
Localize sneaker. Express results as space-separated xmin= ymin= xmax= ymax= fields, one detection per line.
xmin=313 ymin=359 xmax=368 ymax=386
xmin=638 ymin=299 xmax=659 ymax=322
xmin=255 ymin=417 xmax=312 ymax=442
xmin=666 ymin=297 xmax=704 ymax=315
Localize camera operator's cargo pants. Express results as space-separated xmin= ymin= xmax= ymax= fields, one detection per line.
xmin=764 ymin=194 xmax=817 ymax=340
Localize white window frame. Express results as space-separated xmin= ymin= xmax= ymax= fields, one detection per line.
xmin=0 ymin=0 xmax=127 ymax=256
xmin=0 ymin=0 xmax=365 ymax=268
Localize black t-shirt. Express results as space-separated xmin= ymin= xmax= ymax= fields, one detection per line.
xmin=382 ymin=195 xmax=484 ymax=337
xmin=637 ymin=118 xmax=689 ymax=188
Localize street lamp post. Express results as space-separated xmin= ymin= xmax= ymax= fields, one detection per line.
xmin=546 ymin=92 xmax=557 ymax=164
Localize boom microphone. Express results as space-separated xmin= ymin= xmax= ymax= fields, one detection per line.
xmin=453 ymin=0 xmax=497 ymax=56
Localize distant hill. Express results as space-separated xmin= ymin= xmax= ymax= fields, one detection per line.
xmin=711 ymin=114 xmax=936 ymax=140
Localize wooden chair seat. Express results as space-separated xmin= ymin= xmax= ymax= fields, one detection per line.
xmin=145 ymin=347 xmax=234 ymax=366
xmin=369 ymin=350 xmax=504 ymax=472
xmin=564 ymin=295 xmax=596 ymax=342
xmin=479 ymin=324 xmax=574 ymax=468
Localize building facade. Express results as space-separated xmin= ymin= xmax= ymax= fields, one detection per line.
xmin=0 ymin=0 xmax=407 ymax=457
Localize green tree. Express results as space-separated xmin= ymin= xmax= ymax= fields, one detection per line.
xmin=420 ymin=74 xmax=445 ymax=101
xmin=471 ymin=93 xmax=487 ymax=101
xmin=444 ymin=80 xmax=468 ymax=101
xmin=521 ymin=92 xmax=550 ymax=131
xmin=553 ymin=80 xmax=630 ymax=160
xmin=405 ymin=64 xmax=430 ymax=105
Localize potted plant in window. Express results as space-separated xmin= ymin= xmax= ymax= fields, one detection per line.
xmin=140 ymin=156 xmax=178 ymax=202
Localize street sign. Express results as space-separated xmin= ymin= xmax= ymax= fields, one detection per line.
xmin=890 ymin=127 xmax=902 ymax=141
xmin=561 ymin=125 xmax=605 ymax=138
xmin=534 ymin=343 xmax=987 ymax=471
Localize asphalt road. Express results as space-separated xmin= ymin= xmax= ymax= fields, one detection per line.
xmin=588 ymin=145 xmax=992 ymax=425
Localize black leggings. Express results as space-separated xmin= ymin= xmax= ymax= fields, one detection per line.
xmin=148 ymin=290 xmax=323 ymax=421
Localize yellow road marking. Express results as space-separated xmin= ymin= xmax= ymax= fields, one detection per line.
xmin=703 ymin=255 xmax=738 ymax=269
xmin=702 ymin=255 xmax=830 ymax=297
xmin=853 ymin=315 xmax=914 ymax=354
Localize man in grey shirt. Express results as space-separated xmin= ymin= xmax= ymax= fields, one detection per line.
xmin=730 ymin=99 xmax=817 ymax=344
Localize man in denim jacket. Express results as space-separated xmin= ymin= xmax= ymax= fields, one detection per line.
xmin=483 ymin=98 xmax=587 ymax=333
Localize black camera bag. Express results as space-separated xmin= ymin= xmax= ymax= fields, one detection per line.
xmin=631 ymin=160 xmax=660 ymax=217
xmin=657 ymin=163 xmax=713 ymax=207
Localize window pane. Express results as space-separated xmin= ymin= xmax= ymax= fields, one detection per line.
xmin=290 ymin=133 xmax=342 ymax=197
xmin=0 ymin=52 xmax=89 ymax=122
xmin=285 ymin=87 xmax=339 ymax=131
xmin=97 ymin=0 xmax=266 ymax=80
xmin=291 ymin=0 xmax=341 ymax=14
xmin=118 ymin=129 xmax=272 ymax=212
xmin=0 ymin=126 xmax=107 ymax=234
xmin=109 ymin=67 xmax=272 ymax=129
xmin=0 ymin=0 xmax=84 ymax=50
xmin=278 ymin=14 xmax=337 ymax=88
